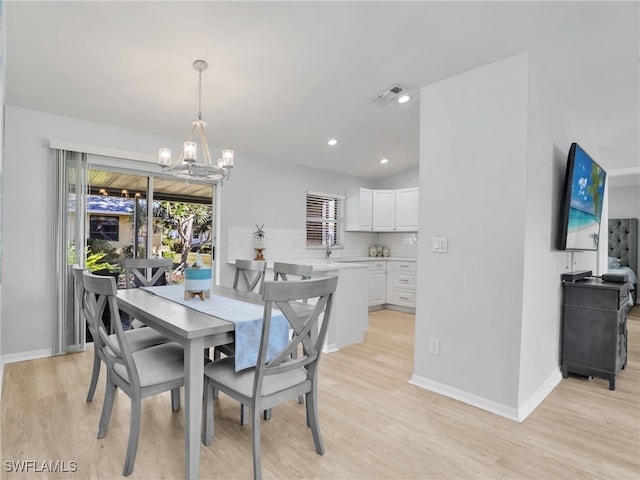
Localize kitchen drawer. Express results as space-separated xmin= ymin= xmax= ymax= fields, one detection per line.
xmin=390 ymin=272 xmax=416 ymax=290
xmin=388 ymin=261 xmax=417 ymax=272
xmin=368 ymin=261 xmax=387 ymax=272
xmin=388 ymin=289 xmax=416 ymax=307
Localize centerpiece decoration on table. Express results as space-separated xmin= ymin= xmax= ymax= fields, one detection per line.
xmin=184 ymin=252 xmax=212 ymax=300
xmin=254 ymin=224 xmax=266 ymax=261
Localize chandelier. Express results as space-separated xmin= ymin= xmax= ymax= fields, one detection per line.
xmin=158 ymin=59 xmax=234 ymax=182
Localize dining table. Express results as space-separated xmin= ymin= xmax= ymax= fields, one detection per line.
xmin=116 ymin=284 xmax=266 ymax=480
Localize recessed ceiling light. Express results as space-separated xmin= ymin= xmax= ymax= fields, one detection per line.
xmin=397 ymin=95 xmax=410 ymax=104
xmin=328 ymin=138 xmax=338 ymax=146
xmin=380 ymin=158 xmax=389 ymax=164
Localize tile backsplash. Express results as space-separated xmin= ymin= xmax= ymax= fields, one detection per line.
xmin=226 ymin=226 xmax=418 ymax=263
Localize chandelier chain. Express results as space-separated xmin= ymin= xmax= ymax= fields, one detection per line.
xmin=197 ymin=66 xmax=203 ymax=121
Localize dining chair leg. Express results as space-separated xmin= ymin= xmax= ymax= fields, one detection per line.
xmin=86 ymin=351 xmax=101 ymax=402
xmin=306 ymin=387 xmax=324 ymax=455
xmin=251 ymin=404 xmax=262 ymax=480
xmin=123 ymin=397 xmax=142 ymax=476
xmin=240 ymin=404 xmax=248 ymax=425
xmin=97 ymin=376 xmax=116 ymax=439
xmin=170 ymin=388 xmax=181 ymax=412
xmin=202 ymin=382 xmax=214 ymax=446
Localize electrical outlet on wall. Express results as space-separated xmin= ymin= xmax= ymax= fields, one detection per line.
xmin=428 ymin=337 xmax=440 ymax=356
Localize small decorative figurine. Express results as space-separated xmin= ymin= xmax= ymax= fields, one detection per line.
xmin=254 ymin=224 xmax=265 ymax=261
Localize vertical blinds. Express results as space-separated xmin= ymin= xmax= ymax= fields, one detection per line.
xmin=306 ymin=191 xmax=344 ymax=246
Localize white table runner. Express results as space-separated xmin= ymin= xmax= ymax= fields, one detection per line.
xmin=141 ymin=285 xmax=288 ymax=371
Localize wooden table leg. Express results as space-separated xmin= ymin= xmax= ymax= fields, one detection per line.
xmin=185 ymin=337 xmax=205 ymax=479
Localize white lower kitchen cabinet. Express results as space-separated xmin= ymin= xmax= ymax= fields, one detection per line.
xmin=367 ymin=261 xmax=387 ymax=308
xmin=309 ymin=262 xmax=369 ymax=352
xmin=386 ymin=260 xmax=417 ymax=310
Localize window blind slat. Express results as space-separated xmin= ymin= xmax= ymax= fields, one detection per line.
xmin=306 ymin=192 xmax=344 ymax=247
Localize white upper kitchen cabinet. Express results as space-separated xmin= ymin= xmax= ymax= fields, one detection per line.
xmin=395 ymin=187 xmax=419 ymax=231
xmin=345 ymin=188 xmax=373 ymax=231
xmin=372 ymin=190 xmax=396 ymax=231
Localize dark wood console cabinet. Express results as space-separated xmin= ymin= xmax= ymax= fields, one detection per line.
xmin=561 ymin=279 xmax=629 ymax=390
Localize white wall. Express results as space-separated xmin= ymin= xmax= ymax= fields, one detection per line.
xmin=1 ymin=107 xmax=179 ymax=357
xmin=218 ymin=151 xmax=373 ymax=286
xmin=413 ymin=54 xmax=529 ymax=416
xmin=412 ymin=53 xmax=597 ymax=421
xmin=517 ymin=55 xmax=595 ymax=414
xmin=0 ymin=106 xmax=372 ymax=358
xmin=609 ymin=185 xmax=640 ymax=220
xmin=376 ymin=165 xmax=419 ymax=189
xmin=608 ymin=184 xmax=640 ymax=274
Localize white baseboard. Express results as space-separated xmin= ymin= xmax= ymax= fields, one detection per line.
xmin=323 ymin=343 xmax=339 ymax=354
xmin=0 ymin=349 xmax=54 ymax=399
xmin=2 ymin=348 xmax=53 ymax=367
xmin=409 ymin=368 xmax=562 ymax=423
xmin=516 ymin=368 xmax=563 ymax=422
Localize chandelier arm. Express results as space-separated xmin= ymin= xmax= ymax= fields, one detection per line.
xmin=198 ymin=125 xmax=213 ymax=166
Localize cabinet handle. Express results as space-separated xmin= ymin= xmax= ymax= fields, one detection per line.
xmin=399 ymin=296 xmax=409 ymax=300
xmin=399 ymin=279 xmax=409 ymax=283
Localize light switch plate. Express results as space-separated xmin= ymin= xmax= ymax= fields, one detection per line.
xmin=432 ymin=236 xmax=448 ymax=253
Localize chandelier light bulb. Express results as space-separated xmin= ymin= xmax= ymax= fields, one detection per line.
xmin=184 ymin=142 xmax=197 ymax=161
xmin=219 ymin=149 xmax=234 ymax=167
xmin=159 ymin=148 xmax=172 ymax=166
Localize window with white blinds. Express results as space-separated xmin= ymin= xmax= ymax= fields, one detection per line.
xmin=306 ymin=191 xmax=344 ymax=247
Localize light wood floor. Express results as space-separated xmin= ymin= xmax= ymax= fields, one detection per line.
xmin=2 ymin=307 xmax=639 ymax=479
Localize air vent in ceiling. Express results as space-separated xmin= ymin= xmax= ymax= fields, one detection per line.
xmin=375 ymin=84 xmax=406 ymax=104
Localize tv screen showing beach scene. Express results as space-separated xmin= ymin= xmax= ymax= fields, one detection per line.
xmin=559 ymin=143 xmax=606 ymax=251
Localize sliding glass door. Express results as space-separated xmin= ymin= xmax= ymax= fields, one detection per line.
xmin=60 ymin=153 xmax=216 ymax=351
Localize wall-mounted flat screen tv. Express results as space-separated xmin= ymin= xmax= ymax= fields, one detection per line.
xmin=558 ymin=142 xmax=606 ymax=251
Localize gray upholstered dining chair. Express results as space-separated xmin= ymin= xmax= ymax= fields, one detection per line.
xmin=213 ymin=259 xmax=269 ymax=421
xmin=202 ymin=275 xmax=338 ymax=480
xmin=272 ymin=261 xmax=313 ymax=281
xmin=232 ymin=259 xmax=267 ymax=293
xmin=216 ymin=261 xmax=313 ymax=421
xmin=81 ymin=270 xmax=190 ymax=477
xmin=123 ymin=257 xmax=173 ymax=328
xmin=273 ymin=262 xmax=314 ymax=405
xmin=71 ymin=266 xmax=168 ymax=403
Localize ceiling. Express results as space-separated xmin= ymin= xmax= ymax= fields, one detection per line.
xmin=5 ymin=1 xmax=639 ymax=180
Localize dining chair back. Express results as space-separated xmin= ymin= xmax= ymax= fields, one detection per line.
xmin=123 ymin=257 xmax=173 ymax=328
xmin=203 ymin=275 xmax=339 ymax=480
xmin=272 ymin=262 xmax=313 ymax=282
xmin=72 ymin=265 xmax=100 ymax=402
xmin=272 ymin=262 xmax=314 ymax=405
xmin=232 ymin=259 xmax=267 ymax=293
xmin=123 ymin=257 xmax=173 ymax=289
xmin=82 ymin=271 xmax=186 ymax=477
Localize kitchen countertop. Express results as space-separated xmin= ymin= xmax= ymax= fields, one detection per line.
xmin=333 ymin=256 xmax=417 ymax=262
xmin=226 ymin=259 xmax=368 ymax=272
xmin=226 ymin=257 xmax=417 ymax=272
